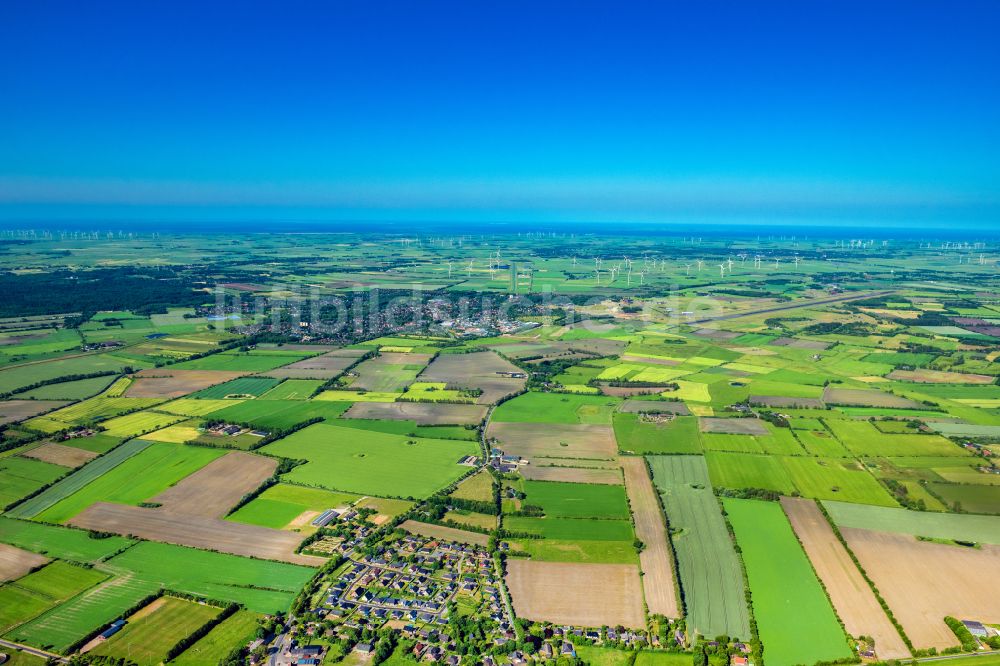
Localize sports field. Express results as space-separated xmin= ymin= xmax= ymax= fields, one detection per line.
xmin=262 ymin=422 xmax=478 ymax=498
xmin=724 ymin=498 xmax=852 ymax=666
xmin=89 ymin=596 xmax=222 ymax=665
xmin=647 ymin=456 xmax=749 ymax=639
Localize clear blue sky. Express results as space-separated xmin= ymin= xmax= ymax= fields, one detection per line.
xmin=1 ymin=0 xmax=998 ymax=228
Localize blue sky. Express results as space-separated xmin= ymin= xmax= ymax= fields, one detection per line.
xmin=1 ymin=0 xmax=998 ymax=227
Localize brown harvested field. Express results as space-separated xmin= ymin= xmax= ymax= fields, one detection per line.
xmin=151 ymin=451 xmax=276 ymax=517
xmin=749 ymin=395 xmax=825 ymax=409
xmin=419 ymin=351 xmax=526 ymax=404
xmin=126 ymin=369 xmax=247 ymax=398
xmin=0 ymin=543 xmax=48 ymax=582
xmin=343 ymin=401 xmax=487 ymax=425
xmin=620 ymin=457 xmax=680 ymax=618
xmin=618 ymin=400 xmax=690 ymax=415
xmin=781 ymin=498 xmax=909 ymax=660
xmin=770 ymin=337 xmax=830 ymax=350
xmin=887 ymin=369 xmax=996 ymax=384
xmin=842 ymin=527 xmax=1000 ymax=651
xmin=22 ymin=441 xmax=98 ymax=468
xmin=0 ymin=400 xmax=71 ymax=425
xmin=486 ymin=422 xmax=616 ymax=459
xmin=400 ymin=520 xmax=489 ymax=546
xmin=692 ymin=328 xmax=741 ymax=340
xmin=599 ymin=384 xmax=675 ymax=397
xmin=505 ymin=560 xmax=645 ymax=628
xmin=822 ymin=387 xmax=924 ymax=409
xmin=69 ymin=503 xmax=323 ymax=566
xmin=521 ymin=465 xmax=622 ymax=485
xmin=699 ymin=418 xmax=769 ymax=435
xmin=262 ymin=349 xmax=367 ymax=379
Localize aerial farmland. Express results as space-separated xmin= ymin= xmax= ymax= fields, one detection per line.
xmin=0 ymin=230 xmax=997 ymax=666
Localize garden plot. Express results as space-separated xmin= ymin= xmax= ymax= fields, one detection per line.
xmin=343 ymin=401 xmax=487 ymax=425
xmin=418 ymin=351 xmax=527 ymax=404
xmin=487 ymin=422 xmax=617 ymax=459
xmin=505 ymin=560 xmax=645 ymax=628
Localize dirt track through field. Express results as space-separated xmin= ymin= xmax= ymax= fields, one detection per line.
xmin=781 ymin=498 xmax=909 ymax=659
xmin=151 ymin=451 xmax=277 ymax=517
xmin=520 ymin=465 xmax=622 ymax=485
xmin=842 ymin=527 xmax=1000 ymax=650
xmin=0 ymin=543 xmax=48 ymax=582
xmin=486 ymin=422 xmax=616 ymax=459
xmin=69 ymin=503 xmax=323 ymax=566
xmin=400 ymin=520 xmax=489 ymax=546
xmin=22 ymin=442 xmax=98 ymax=468
xmin=620 ymin=457 xmax=680 ymax=618
xmin=505 ymin=560 xmax=645 ymax=628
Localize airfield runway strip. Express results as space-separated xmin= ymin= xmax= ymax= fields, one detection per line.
xmin=684 ymin=289 xmax=896 ymax=325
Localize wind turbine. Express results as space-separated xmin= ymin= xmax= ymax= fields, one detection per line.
xmin=684 ymin=263 xmax=692 ymax=275
xmin=719 ymin=263 xmax=726 ymax=278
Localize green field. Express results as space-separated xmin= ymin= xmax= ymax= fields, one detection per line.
xmin=614 ymin=413 xmax=702 ymax=454
xmin=98 ymin=409 xmax=186 ymax=438
xmin=193 ymin=376 xmax=281 ymax=399
xmin=824 ymin=419 xmax=966 ymax=457
xmin=201 ymin=399 xmax=351 ymax=429
xmin=724 ymin=498 xmax=852 ymax=666
xmin=173 ymin=609 xmax=261 ymax=665
xmin=171 ymin=350 xmax=310 ymax=372
xmin=0 ymin=561 xmax=108 ymax=634
xmin=927 ymin=482 xmax=1000 ymax=514
xmin=258 ymin=379 xmax=324 ymax=400
xmin=262 ymin=422 xmax=478 ymax=498
xmin=227 ymin=483 xmax=360 ymax=529
xmin=823 ymin=500 xmax=1000 ymax=543
xmin=5 ymin=438 xmax=152 ymax=519
xmin=90 ymin=596 xmax=222 ymax=665
xmin=521 ymin=480 xmax=630 ymax=519
xmin=0 ymin=456 xmax=68 ymax=508
xmin=504 ymin=515 xmax=633 ymax=540
xmin=0 ymin=353 xmax=147 ymax=395
xmin=16 ymin=375 xmax=117 ymax=400
xmin=492 ymin=392 xmax=620 ymax=424
xmin=647 ymin=456 xmax=749 ymax=639
xmin=33 ymin=442 xmax=225 ymax=523
xmin=0 ymin=518 xmax=134 ymax=562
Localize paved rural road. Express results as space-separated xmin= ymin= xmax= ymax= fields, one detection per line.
xmin=914 ymin=650 xmax=1000 ymax=664
xmin=0 ymin=638 xmax=68 ymax=663
xmin=684 ymin=289 xmax=896 ymax=325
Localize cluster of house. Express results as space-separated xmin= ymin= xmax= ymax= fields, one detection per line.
xmin=962 ymin=441 xmax=994 ymax=457
xmin=307 ymin=535 xmax=514 ymax=662
xmin=80 ymin=340 xmax=123 ymax=351
xmin=203 ymin=422 xmax=267 ymax=438
xmin=489 ymin=448 xmax=526 ymax=474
